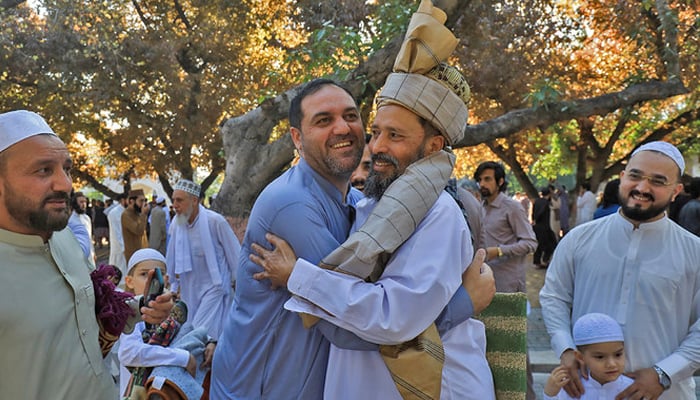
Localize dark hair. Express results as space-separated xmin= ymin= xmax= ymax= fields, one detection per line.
xmin=71 ymin=191 xmax=86 ymax=211
xmin=288 ymin=79 xmax=356 ymax=130
xmin=581 ymin=182 xmax=591 ymax=191
xmin=689 ymin=177 xmax=700 ymax=199
xmin=600 ymin=179 xmax=620 ymax=208
xmin=474 ymin=161 xmax=508 ymax=193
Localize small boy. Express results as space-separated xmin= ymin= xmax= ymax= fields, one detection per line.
xmin=544 ymin=313 xmax=633 ymax=399
xmin=118 ymin=249 xmax=198 ymax=397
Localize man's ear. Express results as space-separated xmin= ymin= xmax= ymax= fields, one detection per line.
xmin=290 ymin=127 xmax=303 ymax=154
xmin=425 ymin=134 xmax=445 ymax=155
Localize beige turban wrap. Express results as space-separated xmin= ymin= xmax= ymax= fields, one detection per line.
xmin=377 ymin=0 xmax=470 ymax=145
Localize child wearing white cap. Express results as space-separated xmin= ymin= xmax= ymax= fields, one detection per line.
xmin=544 ymin=313 xmax=633 ymax=399
xmin=118 ymin=249 xmax=197 ymax=397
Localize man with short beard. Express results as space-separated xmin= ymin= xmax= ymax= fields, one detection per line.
xmin=121 ymin=188 xmax=149 ymax=262
xmin=0 ymin=110 xmax=174 ymax=399
xmin=166 ymin=179 xmax=240 ymax=341
xmin=247 ymin=3 xmax=496 ymax=397
xmin=541 ymin=142 xmax=700 ymax=399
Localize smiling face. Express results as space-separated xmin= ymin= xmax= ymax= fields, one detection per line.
xmin=365 ymin=104 xmax=444 ymax=200
xmin=618 ymin=150 xmax=683 ymax=223
xmin=0 ymin=134 xmax=73 ymax=241
xmin=290 ymin=84 xmax=365 ymax=191
xmin=576 ymin=341 xmax=625 ymax=385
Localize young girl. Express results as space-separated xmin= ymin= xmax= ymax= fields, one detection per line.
xmin=118 ymin=249 xmax=196 ymax=397
xmin=544 ymin=313 xmax=633 ymax=399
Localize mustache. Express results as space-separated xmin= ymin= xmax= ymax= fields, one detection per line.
xmin=43 ymin=192 xmax=70 ymax=204
xmin=371 ymin=153 xmax=399 ymax=168
xmin=629 ymin=190 xmax=654 ymax=202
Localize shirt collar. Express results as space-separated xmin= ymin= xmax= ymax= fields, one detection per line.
xmin=0 ymin=227 xmax=49 ymax=248
xmin=613 ymin=209 xmax=669 ymax=231
xmin=297 ymin=158 xmax=355 ymax=206
xmin=484 ymin=192 xmax=507 ymax=208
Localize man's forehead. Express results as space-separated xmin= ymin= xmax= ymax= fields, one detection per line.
xmin=628 ymin=150 xmax=679 ymax=175
xmin=302 ymin=86 xmax=356 ymax=114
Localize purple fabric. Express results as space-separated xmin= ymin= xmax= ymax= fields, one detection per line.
xmin=91 ymin=264 xmax=136 ymax=335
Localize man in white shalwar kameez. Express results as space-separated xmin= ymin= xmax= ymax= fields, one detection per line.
xmin=167 ymin=179 xmax=241 ymax=340
xmin=251 ymin=3 xmax=494 ymax=397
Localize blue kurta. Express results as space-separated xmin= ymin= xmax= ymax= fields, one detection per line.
xmin=210 ymin=159 xmax=362 ymax=399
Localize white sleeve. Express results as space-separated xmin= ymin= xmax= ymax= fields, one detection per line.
xmin=285 ymin=201 xmax=468 ymax=344
xmin=118 ymin=323 xmax=191 ymax=369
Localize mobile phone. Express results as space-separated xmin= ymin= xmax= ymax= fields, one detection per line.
xmin=145 ymin=268 xmax=164 ymax=303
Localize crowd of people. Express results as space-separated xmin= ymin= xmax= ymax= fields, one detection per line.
xmin=1 ymin=1 xmax=699 ymax=399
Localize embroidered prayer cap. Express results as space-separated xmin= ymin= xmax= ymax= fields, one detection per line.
xmin=128 ymin=189 xmax=145 ymax=199
xmin=631 ymin=141 xmax=685 ymax=174
xmin=376 ymin=0 xmax=470 ymax=146
xmin=0 ymin=110 xmax=58 ymax=153
xmin=127 ymin=248 xmax=167 ymax=274
xmin=573 ymin=313 xmax=624 ymax=347
xmin=173 ymin=179 xmax=201 ymax=198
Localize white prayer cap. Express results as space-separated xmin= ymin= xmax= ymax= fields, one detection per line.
xmin=173 ymin=179 xmax=201 ymax=198
xmin=0 ymin=110 xmax=58 ymax=153
xmin=631 ymin=141 xmax=685 ymax=174
xmin=573 ymin=313 xmax=624 ymax=347
xmin=156 ymin=196 xmax=166 ymax=204
xmin=127 ymin=248 xmax=166 ymax=274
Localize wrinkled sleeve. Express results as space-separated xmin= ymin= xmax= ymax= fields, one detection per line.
xmin=657 ymin=247 xmax=700 ymax=383
xmin=214 ymin=216 xmax=241 ymax=287
xmin=502 ymin=203 xmax=537 ymax=256
xmin=118 ymin=323 xmax=190 ymax=369
xmin=285 ymin=203 xmax=466 ymax=344
xmin=539 ymin=237 xmax=577 ymax=358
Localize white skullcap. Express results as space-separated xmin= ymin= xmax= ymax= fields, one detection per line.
xmin=0 ymin=110 xmax=58 ymax=153
xmin=156 ymin=196 xmax=166 ymax=204
xmin=127 ymin=248 xmax=166 ymax=274
xmin=631 ymin=141 xmax=685 ymax=174
xmin=573 ymin=313 xmax=624 ymax=347
xmin=173 ymin=179 xmax=201 ymax=198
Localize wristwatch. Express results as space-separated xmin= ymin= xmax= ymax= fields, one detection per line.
xmin=653 ymin=365 xmax=671 ymax=390
xmin=497 ymin=246 xmax=504 ymax=258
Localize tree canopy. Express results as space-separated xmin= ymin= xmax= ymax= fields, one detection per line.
xmin=1 ymin=0 xmax=698 ymax=220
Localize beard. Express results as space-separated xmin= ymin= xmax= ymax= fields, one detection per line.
xmin=479 ymin=187 xmax=492 ymax=199
xmin=174 ymin=203 xmax=194 ymax=225
xmin=619 ymin=189 xmax=669 ymax=221
xmin=324 ymin=150 xmax=362 ymax=178
xmin=4 ymin=186 xmax=70 ymax=233
xmin=364 ymin=148 xmax=424 ymax=201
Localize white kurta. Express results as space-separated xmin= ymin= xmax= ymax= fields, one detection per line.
xmin=285 ymin=192 xmax=495 ymax=399
xmin=118 ymin=322 xmax=190 ymax=396
xmin=167 ymin=209 xmax=241 ymax=340
xmin=107 ymin=205 xmax=127 ymax=278
xmin=540 ymin=212 xmax=700 ymax=399
xmin=543 ymin=373 xmax=633 ymax=399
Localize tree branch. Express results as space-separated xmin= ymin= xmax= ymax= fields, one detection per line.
xmin=0 ymin=0 xmax=25 ymax=10
xmin=173 ymin=0 xmax=192 ymax=30
xmin=654 ymin=0 xmax=680 ymax=79
xmin=458 ymin=79 xmax=688 ymax=147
